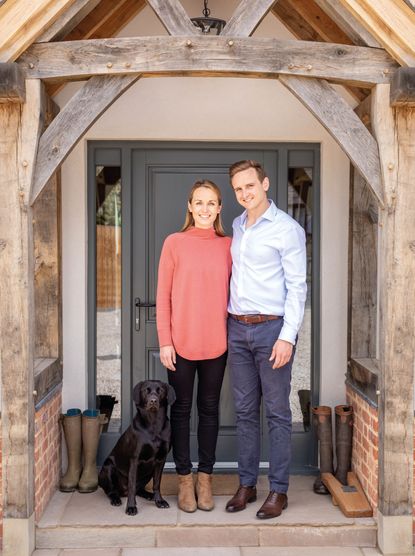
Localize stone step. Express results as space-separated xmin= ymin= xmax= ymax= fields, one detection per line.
xmin=36 ymin=476 xmax=377 ymax=550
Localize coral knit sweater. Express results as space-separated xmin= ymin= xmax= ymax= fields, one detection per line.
xmin=156 ymin=227 xmax=232 ymax=361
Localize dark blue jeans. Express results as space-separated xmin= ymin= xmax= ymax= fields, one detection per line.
xmin=228 ymin=317 xmax=293 ymax=493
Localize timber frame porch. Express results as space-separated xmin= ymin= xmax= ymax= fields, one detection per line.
xmin=0 ymin=1 xmax=415 ymax=555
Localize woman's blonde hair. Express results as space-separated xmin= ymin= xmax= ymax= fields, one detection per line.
xmin=181 ymin=180 xmax=226 ymax=236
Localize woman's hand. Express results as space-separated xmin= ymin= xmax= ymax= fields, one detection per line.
xmin=160 ymin=345 xmax=176 ymax=371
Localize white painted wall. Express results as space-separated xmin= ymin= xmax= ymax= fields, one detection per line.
xmin=57 ymin=1 xmax=350 ymax=411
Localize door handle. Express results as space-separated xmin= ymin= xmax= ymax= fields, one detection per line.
xmin=135 ymin=297 xmax=156 ymax=331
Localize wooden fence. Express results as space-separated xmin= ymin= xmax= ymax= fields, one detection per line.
xmin=96 ymin=225 xmax=121 ymax=310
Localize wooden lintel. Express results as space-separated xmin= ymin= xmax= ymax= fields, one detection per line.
xmin=0 ymin=62 xmax=25 ymax=103
xmin=18 ymin=36 xmax=398 ymax=87
xmin=390 ymin=67 xmax=415 ymax=106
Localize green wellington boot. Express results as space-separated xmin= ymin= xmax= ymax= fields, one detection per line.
xmin=334 ymin=405 xmax=354 ymax=486
xmin=78 ymin=410 xmax=107 ymax=493
xmin=59 ymin=408 xmax=82 ymax=492
xmin=312 ymin=405 xmax=334 ymax=495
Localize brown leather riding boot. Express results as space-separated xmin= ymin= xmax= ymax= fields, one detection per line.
xmin=226 ymin=485 xmax=257 ymax=512
xmin=195 ymin=472 xmax=214 ymax=511
xmin=178 ymin=473 xmax=197 ymax=513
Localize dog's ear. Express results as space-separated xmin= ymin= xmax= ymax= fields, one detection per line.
xmin=166 ymin=384 xmax=176 ymax=406
xmin=133 ymin=381 xmax=145 ymax=405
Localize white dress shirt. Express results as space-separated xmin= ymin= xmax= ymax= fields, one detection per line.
xmin=228 ymin=200 xmax=307 ymax=345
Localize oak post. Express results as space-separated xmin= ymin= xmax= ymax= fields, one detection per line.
xmin=0 ymin=79 xmax=44 ymax=556
xmin=372 ymin=83 xmax=415 ymax=555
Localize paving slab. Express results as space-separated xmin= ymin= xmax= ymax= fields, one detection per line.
xmin=60 ymin=550 xmax=121 ymax=556
xmin=33 ymin=550 xmax=61 ymax=556
xmin=123 ymin=548 xmax=240 ymax=556
xmin=45 ymin=489 xmax=178 ymax=526
xmin=35 ymin=476 xmax=377 ymax=551
xmin=179 ymin=493 xmax=375 ymax=526
xmin=241 ymin=548 xmax=363 ymax=555
xmin=39 ymin=490 xmax=74 ymax=527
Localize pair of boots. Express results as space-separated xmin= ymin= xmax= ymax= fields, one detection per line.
xmin=178 ymin=472 xmax=214 ymax=512
xmin=312 ymin=405 xmax=353 ymax=494
xmin=59 ymin=408 xmax=107 ymax=493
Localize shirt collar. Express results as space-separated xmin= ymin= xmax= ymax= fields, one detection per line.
xmin=240 ymin=199 xmax=277 ymax=228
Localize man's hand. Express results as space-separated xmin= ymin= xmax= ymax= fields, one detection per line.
xmin=269 ymin=339 xmax=293 ymax=369
xmin=160 ymin=345 xmax=176 ymax=371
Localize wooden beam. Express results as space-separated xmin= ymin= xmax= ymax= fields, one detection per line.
xmin=0 ymin=79 xmax=44 ymax=555
xmin=313 ymin=0 xmax=381 ymax=47
xmin=372 ymin=83 xmax=415 ymax=553
xmin=221 ymin=0 xmax=277 ymax=37
xmin=0 ymin=62 xmax=25 ymax=103
xmin=19 ymin=36 xmax=398 ymax=87
xmin=33 ymin=95 xmax=62 ymax=364
xmin=30 ymin=74 xmax=139 ymax=205
xmin=60 ymin=0 xmax=146 ymax=41
xmin=349 ymin=166 xmax=378 ymax=358
xmin=0 ymin=0 xmax=78 ymax=62
xmin=281 ymin=0 xmax=353 ymax=44
xmin=36 ymin=0 xmax=101 ymax=42
xmin=271 ymin=1 xmax=367 ymax=102
xmin=279 ymin=75 xmax=384 ymax=206
xmin=45 ymin=0 xmax=146 ymax=98
xmin=337 ymin=0 xmax=415 ymax=66
xmin=272 ymin=1 xmax=323 ymax=41
xmin=390 ymin=67 xmax=415 ymax=106
xmin=146 ymin=0 xmax=197 ymax=36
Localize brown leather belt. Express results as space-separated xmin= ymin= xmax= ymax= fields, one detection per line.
xmin=229 ymin=313 xmax=282 ymax=324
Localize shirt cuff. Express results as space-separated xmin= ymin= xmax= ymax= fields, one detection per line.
xmin=278 ymin=323 xmax=297 ymax=345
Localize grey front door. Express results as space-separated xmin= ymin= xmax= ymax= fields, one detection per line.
xmin=90 ymin=142 xmax=319 ymax=472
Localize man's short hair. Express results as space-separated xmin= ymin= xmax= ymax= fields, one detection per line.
xmin=229 ymin=160 xmax=267 ymax=183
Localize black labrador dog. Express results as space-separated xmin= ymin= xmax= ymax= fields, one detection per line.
xmin=98 ymin=380 xmax=176 ymax=515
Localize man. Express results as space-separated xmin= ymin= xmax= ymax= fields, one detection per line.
xmin=226 ymin=160 xmax=307 ymax=519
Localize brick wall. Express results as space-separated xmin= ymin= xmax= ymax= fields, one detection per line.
xmin=34 ymin=387 xmax=62 ymax=521
xmin=346 ymin=385 xmax=379 ymax=512
xmin=347 ymin=383 xmax=415 ymax=544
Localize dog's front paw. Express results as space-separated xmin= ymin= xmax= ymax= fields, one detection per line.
xmin=155 ymin=498 xmax=170 ymax=509
xmin=126 ymin=505 xmax=138 ymax=516
xmin=110 ymin=495 xmax=122 ymax=506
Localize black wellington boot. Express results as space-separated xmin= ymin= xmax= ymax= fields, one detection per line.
xmin=298 ymin=389 xmax=311 ymax=431
xmin=312 ymin=406 xmax=334 ymax=495
xmin=334 ymin=405 xmax=353 ymax=486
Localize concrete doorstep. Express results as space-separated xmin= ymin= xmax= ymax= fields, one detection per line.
xmin=35 ymin=476 xmax=377 ymax=551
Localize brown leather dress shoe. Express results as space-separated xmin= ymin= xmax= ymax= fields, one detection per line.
xmin=256 ymin=491 xmax=288 ymax=519
xmin=226 ymin=485 xmax=257 ymax=512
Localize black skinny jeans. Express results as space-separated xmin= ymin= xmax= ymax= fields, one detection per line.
xmin=167 ymin=351 xmax=227 ymax=475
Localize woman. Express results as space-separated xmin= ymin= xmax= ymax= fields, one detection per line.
xmin=156 ymin=180 xmax=231 ymax=513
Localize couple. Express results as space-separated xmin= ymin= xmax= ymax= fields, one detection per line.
xmin=156 ymin=160 xmax=307 ymax=519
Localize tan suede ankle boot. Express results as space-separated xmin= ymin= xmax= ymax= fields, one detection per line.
xmin=178 ymin=473 xmax=197 ymax=512
xmin=196 ymin=471 xmax=214 ymax=511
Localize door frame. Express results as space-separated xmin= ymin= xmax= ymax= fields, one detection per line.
xmin=87 ymin=141 xmax=321 ymax=470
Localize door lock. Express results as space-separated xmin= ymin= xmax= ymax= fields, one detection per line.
xmin=135 ymin=297 xmax=156 ymax=331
